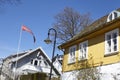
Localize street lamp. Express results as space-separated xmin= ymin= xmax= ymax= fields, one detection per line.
xmin=44 ymin=28 xmax=57 ymax=80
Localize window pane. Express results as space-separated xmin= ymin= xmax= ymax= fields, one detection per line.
xmin=69 ymin=46 xmax=76 ymax=63
xmin=39 ymin=61 xmax=41 ymax=66
xmin=107 ymin=41 xmax=111 ymax=52
xmin=106 ymin=34 xmax=111 ymax=53
xmin=31 ymin=59 xmax=33 ymax=64
xmin=114 ymin=45 xmax=117 ymax=51
xmin=112 ymin=32 xmax=117 ymax=38
xmin=112 ymin=32 xmax=117 ymax=52
xmin=109 ymin=14 xmax=112 ymax=21
xmin=113 ymin=39 xmax=117 ymax=45
xmin=83 ymin=49 xmax=86 ymax=57
xmin=107 ymin=35 xmax=111 ymax=40
xmin=79 ymin=41 xmax=87 ymax=59
xmin=70 ymin=48 xmax=73 ymax=57
xmin=107 ymin=41 xmax=111 ymax=46
xmin=73 ymin=48 xmax=76 ymax=54
xmin=70 ymin=48 xmax=72 ymax=52
xmin=108 ymin=47 xmax=111 ymax=52
xmin=34 ymin=60 xmax=38 ymax=66
xmin=114 ymin=12 xmax=117 ymax=19
xmin=79 ymin=45 xmax=83 ymax=58
xmin=83 ymin=44 xmax=87 ymax=58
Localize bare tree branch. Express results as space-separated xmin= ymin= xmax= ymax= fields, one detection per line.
xmin=52 ymin=7 xmax=92 ymax=44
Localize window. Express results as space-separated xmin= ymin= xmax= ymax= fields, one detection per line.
xmin=79 ymin=41 xmax=88 ymax=60
xmin=39 ymin=61 xmax=41 ymax=66
xmin=68 ymin=45 xmax=76 ymax=63
xmin=107 ymin=10 xmax=120 ymax=22
xmin=34 ymin=60 xmax=38 ymax=66
xmin=31 ymin=59 xmax=39 ymax=66
xmin=109 ymin=14 xmax=112 ymax=21
xmin=114 ymin=12 xmax=118 ymax=19
xmin=105 ymin=28 xmax=119 ymax=55
xmin=31 ymin=58 xmax=49 ymax=67
xmin=31 ymin=59 xmax=33 ymax=64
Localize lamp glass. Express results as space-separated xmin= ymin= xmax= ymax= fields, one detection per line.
xmin=44 ymin=38 xmax=52 ymax=44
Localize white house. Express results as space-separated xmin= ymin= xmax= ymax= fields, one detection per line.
xmin=0 ymin=47 xmax=60 ymax=80
xmin=53 ymin=54 xmax=63 ymax=75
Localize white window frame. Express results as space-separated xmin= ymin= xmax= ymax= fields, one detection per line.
xmin=31 ymin=59 xmax=40 ymax=66
xmin=68 ymin=45 xmax=76 ymax=64
xmin=107 ymin=10 xmax=120 ymax=22
xmin=79 ymin=41 xmax=88 ymax=60
xmin=105 ymin=28 xmax=119 ymax=55
xmin=31 ymin=56 xmax=49 ymax=67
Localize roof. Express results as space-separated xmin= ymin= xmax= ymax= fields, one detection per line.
xmin=4 ymin=52 xmax=27 ymax=61
xmin=53 ymin=54 xmax=63 ymax=65
xmin=58 ymin=8 xmax=120 ymax=49
xmin=4 ymin=47 xmax=51 ymax=63
xmin=4 ymin=47 xmax=61 ymax=76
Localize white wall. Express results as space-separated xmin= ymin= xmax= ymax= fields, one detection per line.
xmin=53 ymin=60 xmax=62 ymax=74
xmin=62 ymin=62 xmax=120 ymax=80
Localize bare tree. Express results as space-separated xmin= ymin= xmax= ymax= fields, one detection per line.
xmin=77 ymin=62 xmax=101 ymax=80
xmin=53 ymin=7 xmax=92 ymax=44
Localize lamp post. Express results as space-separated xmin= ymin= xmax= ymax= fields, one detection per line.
xmin=44 ymin=28 xmax=57 ymax=80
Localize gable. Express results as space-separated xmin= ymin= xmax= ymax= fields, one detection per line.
xmin=107 ymin=10 xmax=120 ymax=22
xmin=12 ymin=47 xmax=51 ymax=68
xmin=7 ymin=47 xmax=60 ymax=76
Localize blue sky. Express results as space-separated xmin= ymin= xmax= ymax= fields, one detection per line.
xmin=0 ymin=0 xmax=120 ymax=58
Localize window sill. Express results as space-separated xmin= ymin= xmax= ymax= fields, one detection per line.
xmin=78 ymin=58 xmax=87 ymax=62
xmin=104 ymin=51 xmax=119 ymax=57
xmin=68 ymin=61 xmax=75 ymax=65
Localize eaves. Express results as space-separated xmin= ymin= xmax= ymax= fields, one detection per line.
xmin=58 ymin=17 xmax=120 ymax=49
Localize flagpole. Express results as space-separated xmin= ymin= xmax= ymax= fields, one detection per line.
xmin=13 ymin=27 xmax=23 ymax=80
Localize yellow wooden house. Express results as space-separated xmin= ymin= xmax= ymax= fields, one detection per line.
xmin=59 ymin=8 xmax=120 ymax=80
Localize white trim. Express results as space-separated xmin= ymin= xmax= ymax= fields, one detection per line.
xmin=53 ymin=59 xmax=62 ymax=74
xmin=78 ymin=40 xmax=88 ymax=61
xmin=62 ymin=62 xmax=120 ymax=80
xmin=68 ymin=45 xmax=76 ymax=64
xmin=105 ymin=28 xmax=119 ymax=55
xmin=39 ymin=47 xmax=52 ymax=62
xmin=12 ymin=47 xmax=52 ymax=63
xmin=107 ymin=10 xmax=120 ymax=22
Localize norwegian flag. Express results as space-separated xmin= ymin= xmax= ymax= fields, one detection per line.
xmin=22 ymin=25 xmax=36 ymax=43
